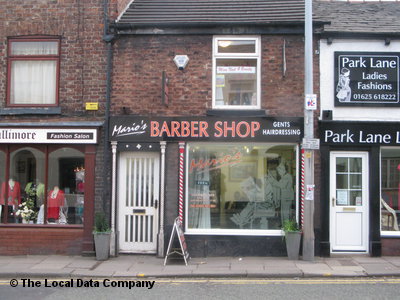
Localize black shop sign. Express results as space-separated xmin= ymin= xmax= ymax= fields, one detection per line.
xmin=320 ymin=121 xmax=400 ymax=146
xmin=109 ymin=116 xmax=303 ymax=143
xmin=334 ymin=52 xmax=400 ymax=107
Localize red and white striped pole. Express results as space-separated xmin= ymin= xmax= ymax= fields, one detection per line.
xmin=300 ymin=148 xmax=305 ymax=229
xmin=178 ymin=142 xmax=185 ymax=224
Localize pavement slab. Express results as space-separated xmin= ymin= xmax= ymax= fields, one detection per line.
xmin=1 ymin=254 xmax=400 ymax=279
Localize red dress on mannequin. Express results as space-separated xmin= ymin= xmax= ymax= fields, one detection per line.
xmin=0 ymin=180 xmax=21 ymax=206
xmin=47 ymin=188 xmax=65 ymax=220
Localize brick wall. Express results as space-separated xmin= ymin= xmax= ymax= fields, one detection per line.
xmin=111 ymin=35 xmax=310 ymax=117
xmin=0 ymin=0 xmax=107 ymax=121
xmin=0 ymin=227 xmax=84 ymax=255
xmin=0 ymin=0 xmax=110 ymax=255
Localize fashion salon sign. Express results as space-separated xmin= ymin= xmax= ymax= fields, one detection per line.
xmin=334 ymin=52 xmax=400 ymax=106
xmin=320 ymin=121 xmax=400 ymax=146
xmin=109 ymin=116 xmax=303 ymax=142
xmin=0 ymin=128 xmax=97 ymax=144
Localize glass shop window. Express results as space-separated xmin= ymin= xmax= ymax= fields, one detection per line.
xmin=1 ymin=147 xmax=45 ymax=224
xmin=0 ymin=149 xmax=5 ymax=223
xmin=381 ymin=148 xmax=400 ymax=234
xmin=0 ymin=146 xmax=84 ymax=225
xmin=48 ymin=148 xmax=85 ymax=225
xmin=186 ymin=143 xmax=297 ymax=234
xmin=213 ymin=36 xmax=260 ymax=109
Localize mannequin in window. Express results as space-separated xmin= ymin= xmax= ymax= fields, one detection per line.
xmin=25 ymin=179 xmax=45 ymax=207
xmin=47 ymin=186 xmax=65 ymax=223
xmin=0 ymin=178 xmax=21 ymax=222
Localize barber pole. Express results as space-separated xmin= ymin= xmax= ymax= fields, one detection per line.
xmin=300 ymin=149 xmax=305 ymax=228
xmin=178 ymin=142 xmax=185 ymax=224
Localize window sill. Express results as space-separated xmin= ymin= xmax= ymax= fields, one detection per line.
xmin=206 ymin=109 xmax=267 ymax=117
xmin=0 ymin=224 xmax=84 ymax=229
xmin=381 ymin=232 xmax=400 ymax=237
xmin=0 ymin=107 xmax=61 ymax=115
xmin=185 ymin=229 xmax=283 ymax=236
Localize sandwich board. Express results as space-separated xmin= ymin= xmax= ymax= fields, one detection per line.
xmin=164 ymin=217 xmax=190 ymax=266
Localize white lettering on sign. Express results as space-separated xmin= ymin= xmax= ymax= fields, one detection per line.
xmin=341 ymin=57 xmax=367 ymax=68
xmin=370 ymin=58 xmax=397 ymax=69
xmin=359 ymin=131 xmax=391 ymax=144
xmin=112 ymin=121 xmax=148 ymax=137
xmin=324 ymin=130 xmax=400 ymax=145
xmin=340 ymin=56 xmax=396 ymax=69
xmin=324 ymin=129 xmax=354 ymax=143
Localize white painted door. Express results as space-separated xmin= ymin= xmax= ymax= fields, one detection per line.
xmin=118 ymin=152 xmax=159 ymax=253
xmin=330 ymin=152 xmax=369 ymax=253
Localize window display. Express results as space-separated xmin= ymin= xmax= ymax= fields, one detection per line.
xmin=0 ymin=178 xmax=21 ymax=223
xmin=381 ymin=148 xmax=400 ymax=233
xmin=0 ymin=146 xmax=84 ymax=225
xmin=187 ymin=143 xmax=297 ymax=233
xmin=0 ymin=150 xmax=5 ymax=222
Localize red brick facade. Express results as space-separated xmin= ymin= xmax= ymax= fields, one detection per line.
xmin=111 ymin=35 xmax=309 ymax=117
xmin=0 ymin=0 xmax=110 ymax=255
xmin=0 ymin=0 xmax=107 ymax=119
xmin=0 ymin=227 xmax=83 ymax=255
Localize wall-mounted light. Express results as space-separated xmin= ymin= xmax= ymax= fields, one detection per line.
xmin=385 ymin=38 xmax=391 ymax=46
xmin=173 ymin=55 xmax=189 ymax=70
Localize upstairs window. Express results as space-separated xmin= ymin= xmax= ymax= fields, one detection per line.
xmin=7 ymin=37 xmax=60 ymax=106
xmin=213 ymin=36 xmax=260 ymax=109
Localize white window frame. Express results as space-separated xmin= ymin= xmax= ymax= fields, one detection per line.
xmin=184 ymin=142 xmax=299 ymax=236
xmin=212 ymin=36 xmax=261 ymax=110
xmin=380 ymin=146 xmax=400 ymax=237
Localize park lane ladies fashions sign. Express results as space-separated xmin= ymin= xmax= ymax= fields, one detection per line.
xmin=109 ymin=116 xmax=303 ymax=143
xmin=334 ymin=52 xmax=400 ymax=106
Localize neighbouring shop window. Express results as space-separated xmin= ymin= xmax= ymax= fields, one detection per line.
xmin=0 ymin=149 xmax=5 ymax=222
xmin=7 ymin=37 xmax=60 ymax=106
xmin=213 ymin=36 xmax=260 ymax=109
xmin=48 ymin=148 xmax=85 ymax=225
xmin=381 ymin=148 xmax=400 ymax=234
xmin=186 ymin=143 xmax=297 ymax=233
xmin=0 ymin=146 xmax=84 ymax=225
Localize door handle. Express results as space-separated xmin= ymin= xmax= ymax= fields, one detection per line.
xmin=154 ymin=199 xmax=158 ymax=209
xmin=332 ymin=197 xmax=335 ymax=207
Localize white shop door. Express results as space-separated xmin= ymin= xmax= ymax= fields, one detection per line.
xmin=118 ymin=152 xmax=160 ymax=253
xmin=330 ymin=152 xmax=369 ymax=253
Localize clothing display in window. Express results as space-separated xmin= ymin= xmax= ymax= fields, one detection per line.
xmin=0 ymin=179 xmax=21 ymax=206
xmin=25 ymin=181 xmax=45 ymax=206
xmin=47 ymin=186 xmax=65 ymax=221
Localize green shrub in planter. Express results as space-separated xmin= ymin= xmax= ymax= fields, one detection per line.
xmin=93 ymin=212 xmax=111 ymax=261
xmin=282 ymin=219 xmax=302 ymax=260
xmin=93 ymin=212 xmax=111 ymax=233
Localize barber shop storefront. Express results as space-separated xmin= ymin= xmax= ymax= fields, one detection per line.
xmin=0 ymin=125 xmax=98 ymax=255
xmin=320 ymin=121 xmax=400 ymax=256
xmin=110 ymin=116 xmax=303 ymax=257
